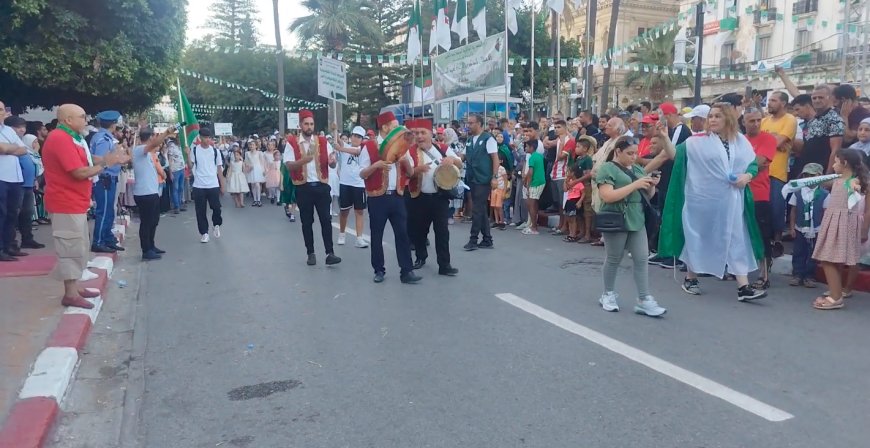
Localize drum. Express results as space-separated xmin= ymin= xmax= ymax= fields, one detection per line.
xmin=434 ymin=163 xmax=460 ymax=190
xmin=380 ymin=126 xmax=414 ymax=163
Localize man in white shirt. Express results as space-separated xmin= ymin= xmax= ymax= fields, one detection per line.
xmin=406 ymin=119 xmax=460 ymax=276
xmin=283 ymin=110 xmax=341 ymax=266
xmin=336 ymin=126 xmax=369 ymax=248
xmin=186 ymin=127 xmax=226 ymax=243
xmin=0 ymin=101 xmax=27 ymax=260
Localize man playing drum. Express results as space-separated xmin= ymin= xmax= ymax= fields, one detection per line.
xmin=406 ymin=119 xmax=461 ymax=276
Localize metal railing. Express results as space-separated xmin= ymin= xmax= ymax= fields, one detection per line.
xmin=753 ymin=8 xmax=778 ymax=25
xmin=792 ymin=0 xmax=819 ymax=16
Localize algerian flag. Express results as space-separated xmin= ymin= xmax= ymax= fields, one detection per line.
xmin=471 ymin=0 xmax=486 ymax=40
xmin=547 ymin=0 xmax=564 ymax=15
xmin=413 ymin=76 xmax=435 ymax=102
xmin=429 ymin=0 xmax=452 ymax=53
xmin=175 ymin=78 xmax=199 ymax=161
xmin=451 ymin=0 xmax=468 ymax=43
xmin=407 ymin=0 xmax=422 ymax=64
xmin=506 ymin=0 xmax=522 ymax=34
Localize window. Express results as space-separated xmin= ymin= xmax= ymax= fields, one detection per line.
xmin=637 ymin=27 xmax=647 ymax=37
xmin=720 ymin=42 xmax=736 ymax=68
xmin=796 ymin=29 xmax=811 ymax=51
xmin=756 ymin=35 xmax=771 ymax=60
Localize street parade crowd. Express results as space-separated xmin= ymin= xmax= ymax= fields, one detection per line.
xmin=2 ymin=71 xmax=870 ymax=314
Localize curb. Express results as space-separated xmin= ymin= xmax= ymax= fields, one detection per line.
xmin=0 ymin=217 xmax=129 ymax=448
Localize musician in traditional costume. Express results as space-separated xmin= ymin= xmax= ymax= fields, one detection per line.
xmin=405 ymin=119 xmax=460 ymax=276
xmin=358 ymin=114 xmax=421 ymax=284
xmin=283 ymin=109 xmax=341 ymax=266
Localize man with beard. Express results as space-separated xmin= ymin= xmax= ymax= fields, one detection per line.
xmin=463 ymin=113 xmax=499 ymax=251
xmin=283 ymin=109 xmax=341 ymax=266
xmin=406 ymin=119 xmax=460 ymax=276
xmin=809 ymin=85 xmax=845 ymax=172
xmin=761 ymin=91 xmax=797 ymax=255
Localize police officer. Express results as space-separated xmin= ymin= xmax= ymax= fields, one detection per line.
xmin=89 ymin=110 xmax=125 ymax=253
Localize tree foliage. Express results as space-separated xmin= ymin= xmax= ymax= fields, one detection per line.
xmin=623 ymin=28 xmax=693 ymax=101
xmin=0 ymin=0 xmax=185 ymax=113
xmin=209 ymin=0 xmax=260 ymax=48
xmin=290 ymin=0 xmax=383 ymax=52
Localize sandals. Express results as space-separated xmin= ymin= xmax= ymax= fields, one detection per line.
xmin=750 ymin=278 xmax=770 ymax=290
xmin=813 ymin=296 xmax=844 ymax=310
xmin=590 ymin=239 xmax=605 ymax=247
xmin=563 ymin=236 xmax=579 ymax=242
xmin=823 ymin=289 xmax=853 ymax=298
xmin=789 ymin=277 xmax=802 ymax=287
xmin=577 ymin=237 xmax=592 ymax=244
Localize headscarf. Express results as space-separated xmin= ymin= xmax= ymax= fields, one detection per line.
xmin=443 ymin=127 xmax=458 ymax=146
xmin=849 ymin=117 xmax=870 ymax=156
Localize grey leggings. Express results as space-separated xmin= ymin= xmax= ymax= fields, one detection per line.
xmin=602 ymin=227 xmax=650 ymax=298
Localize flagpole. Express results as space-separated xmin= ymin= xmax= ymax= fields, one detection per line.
xmin=504 ymin=0 xmax=510 ymax=122
xmin=530 ymin=1 xmax=535 ymax=121
xmin=176 ymin=77 xmax=186 ymax=148
xmin=556 ymin=12 xmax=561 ymax=115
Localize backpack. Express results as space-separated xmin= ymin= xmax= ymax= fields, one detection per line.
xmin=192 ymin=145 xmax=218 ymax=167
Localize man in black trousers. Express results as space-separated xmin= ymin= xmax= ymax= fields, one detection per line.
xmin=463 ymin=113 xmax=500 ymax=251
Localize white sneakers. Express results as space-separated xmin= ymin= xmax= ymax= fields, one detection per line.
xmin=337 ymin=233 xmax=346 ymax=245
xmin=213 ymin=225 xmax=221 ymax=238
xmin=599 ymin=292 xmax=667 ymax=317
xmin=599 ymin=292 xmax=620 ymax=312
xmin=200 ymin=233 xmax=209 ymax=243
xmin=355 ymin=237 xmax=369 ymax=248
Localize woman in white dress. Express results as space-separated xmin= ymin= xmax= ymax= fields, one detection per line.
xmin=227 ymin=149 xmax=250 ymax=208
xmin=245 ymin=140 xmax=267 ymax=206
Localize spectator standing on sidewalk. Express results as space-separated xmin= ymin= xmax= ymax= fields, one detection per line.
xmin=760 ymin=92 xmax=797 ymax=257
xmin=42 ymin=104 xmax=129 ymax=308
xmin=744 ymin=108 xmax=778 ymax=290
xmin=187 ymin=128 xmax=226 ymax=243
xmin=89 ymin=110 xmax=126 ymax=253
xmin=132 ymin=127 xmax=175 ymax=260
xmin=0 ymin=102 xmax=27 ymax=261
xmin=4 ymin=116 xmax=45 ymax=252
xmin=834 ymin=84 xmax=870 ymax=146
xmin=166 ymin=137 xmax=186 ymax=214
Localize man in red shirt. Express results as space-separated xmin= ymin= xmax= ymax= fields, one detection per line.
xmin=636 ymin=114 xmax=659 ymax=158
xmin=744 ymin=107 xmax=778 ymax=290
xmin=42 ymin=104 xmax=129 ymax=309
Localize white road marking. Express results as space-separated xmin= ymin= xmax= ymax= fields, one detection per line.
xmin=495 ymin=293 xmax=794 ymax=422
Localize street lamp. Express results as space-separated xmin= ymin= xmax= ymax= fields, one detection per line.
xmin=673 ymin=3 xmax=705 ymax=105
xmin=569 ymin=77 xmax=580 ymax=116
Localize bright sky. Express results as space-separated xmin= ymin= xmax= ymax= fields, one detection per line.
xmin=185 ymin=0 xmax=304 ymax=49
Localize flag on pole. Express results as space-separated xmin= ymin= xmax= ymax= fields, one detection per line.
xmin=452 ymin=0 xmax=469 ymax=43
xmin=175 ymin=78 xmax=199 ymax=161
xmin=407 ymin=0 xmax=422 ymax=64
xmin=429 ymin=0 xmax=452 ymax=53
xmin=547 ymin=0 xmax=564 ymax=15
xmin=471 ymin=0 xmax=486 ymax=40
xmin=506 ymin=0 xmax=522 ymax=34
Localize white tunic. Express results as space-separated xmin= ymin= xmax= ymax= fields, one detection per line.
xmin=680 ymin=133 xmax=758 ymax=277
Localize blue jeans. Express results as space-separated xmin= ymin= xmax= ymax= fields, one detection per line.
xmin=792 ymin=233 xmax=816 ymax=280
xmin=0 ymin=180 xmax=23 ymax=251
xmin=171 ymin=170 xmax=185 ymax=210
xmin=770 ymin=178 xmax=787 ymax=234
xmin=92 ymin=175 xmax=118 ymax=246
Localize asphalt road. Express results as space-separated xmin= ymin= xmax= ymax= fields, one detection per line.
xmin=133 ymin=202 xmax=870 ymax=448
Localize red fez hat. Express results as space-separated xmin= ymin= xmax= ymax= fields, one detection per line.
xmin=405 ymin=119 xmax=433 ymax=131
xmin=299 ymin=109 xmax=314 ymax=120
xmin=376 ymin=111 xmax=397 ymax=128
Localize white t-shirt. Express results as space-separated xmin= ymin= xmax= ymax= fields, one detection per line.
xmin=358 ymin=145 xmax=410 ymax=191
xmin=417 ymin=145 xmax=458 ymax=193
xmin=191 ymin=145 xmax=223 ymax=189
xmin=0 ymin=125 xmax=25 ymax=183
xmin=471 ymin=133 xmax=498 ymax=155
xmin=338 ymin=143 xmax=364 ymax=188
xmin=552 ymin=135 xmax=571 ymax=180
xmin=282 ymin=135 xmax=334 ymax=182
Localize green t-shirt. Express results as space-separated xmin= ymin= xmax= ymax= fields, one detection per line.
xmin=594 ymin=161 xmax=646 ymax=232
xmin=527 ymin=152 xmax=546 ymax=187
xmin=575 ymin=155 xmax=593 ymax=174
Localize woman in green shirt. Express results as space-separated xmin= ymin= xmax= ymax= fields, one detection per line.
xmin=594 ymin=137 xmax=666 ymax=317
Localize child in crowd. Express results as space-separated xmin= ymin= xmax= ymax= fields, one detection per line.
xmin=490 ymin=153 xmax=509 ymax=230
xmin=562 ymin=164 xmax=586 ymax=242
xmin=810 ymin=149 xmax=870 ymax=310
xmin=522 ymin=139 xmax=546 ymax=235
xmin=788 ymin=163 xmax=829 ymax=288
xmin=265 ymin=150 xmax=282 ymax=205
xmin=574 ymin=136 xmax=597 ymax=243
xmin=226 ymin=149 xmax=250 ymax=208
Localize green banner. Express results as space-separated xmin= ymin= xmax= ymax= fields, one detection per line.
xmin=431 ymin=31 xmax=506 ymax=102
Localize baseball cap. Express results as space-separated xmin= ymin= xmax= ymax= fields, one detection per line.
xmin=683 ymin=104 xmax=711 ymax=119
xmin=801 ymin=163 xmax=824 ymax=176
xmin=641 ymin=114 xmax=660 ymax=124
xmin=351 ymin=126 xmax=366 ymax=137
xmin=659 ymin=103 xmax=678 ymax=115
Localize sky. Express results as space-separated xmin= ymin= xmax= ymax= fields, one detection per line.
xmin=185 ymin=0 xmax=304 ymax=49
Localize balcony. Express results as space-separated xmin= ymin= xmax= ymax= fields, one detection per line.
xmin=754 ymin=8 xmax=777 ymax=26
xmin=792 ymin=0 xmax=818 ymax=16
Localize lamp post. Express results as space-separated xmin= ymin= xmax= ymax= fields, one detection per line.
xmin=673 ymin=5 xmax=704 ymax=105
xmin=569 ymin=77 xmax=579 ymax=116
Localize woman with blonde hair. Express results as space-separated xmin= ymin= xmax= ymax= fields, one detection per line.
xmin=658 ymin=103 xmax=767 ymax=302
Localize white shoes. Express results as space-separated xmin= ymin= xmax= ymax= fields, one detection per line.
xmin=200 ymin=233 xmax=210 ymax=243
xmin=355 ymin=237 xmax=369 ymax=248
xmin=599 ymin=291 xmax=620 ymax=312
xmin=213 ymin=225 xmax=221 ymax=238
xmin=337 ymin=233 xmax=346 ymax=245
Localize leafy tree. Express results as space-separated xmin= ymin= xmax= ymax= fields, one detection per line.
xmin=210 ymin=0 xmax=260 ymax=48
xmin=290 ymin=0 xmax=382 ymax=52
xmin=623 ymin=29 xmax=693 ymax=101
xmin=0 ymin=0 xmax=185 ymax=113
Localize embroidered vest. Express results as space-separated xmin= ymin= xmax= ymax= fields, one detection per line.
xmin=363 ymin=140 xmax=408 ymax=197
xmin=288 ymin=135 xmax=329 ymax=185
xmin=407 ymin=146 xmax=427 ymax=198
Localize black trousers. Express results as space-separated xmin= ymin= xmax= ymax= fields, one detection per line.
xmin=368 ymin=194 xmax=413 ymax=275
xmin=0 ymin=181 xmax=22 ymax=252
xmin=17 ymin=187 xmax=36 ymax=244
xmin=295 ymin=182 xmax=334 ymax=255
xmin=468 ymin=183 xmax=492 ymax=243
xmin=192 ymin=187 xmax=222 ymax=235
xmin=409 ymin=193 xmax=451 ymax=268
xmin=134 ymin=194 xmax=160 ymax=252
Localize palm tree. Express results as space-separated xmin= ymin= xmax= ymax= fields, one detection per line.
xmin=289 ymin=0 xmax=383 ymax=52
xmin=623 ymin=29 xmax=693 ymax=102
xmin=599 ymin=0 xmax=619 ymax=114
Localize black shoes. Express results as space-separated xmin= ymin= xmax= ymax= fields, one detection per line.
xmin=737 ymin=285 xmax=767 ymax=302
xmin=142 ymin=250 xmax=162 ymax=260
xmin=153 ymin=247 xmax=166 ymax=254
xmin=107 ymin=243 xmax=125 ymax=252
xmin=0 ymin=252 xmax=17 ymax=262
xmin=438 ymin=266 xmax=459 ymax=276
xmin=307 ymin=254 xmax=316 ymax=265
xmin=325 ymin=253 xmax=342 ymax=265
xmin=477 ymin=240 xmax=494 ymax=249
xmin=20 ymin=240 xmax=45 ymax=249
xmin=5 ymin=247 xmax=28 ymax=257
xmin=413 ymin=258 xmax=426 ymax=269
xmin=400 ymin=272 xmax=422 ymax=284
xmin=463 ymin=241 xmax=478 ymax=251
xmin=373 ymin=272 xmax=385 ymax=283
xmin=91 ymin=245 xmax=116 ymax=254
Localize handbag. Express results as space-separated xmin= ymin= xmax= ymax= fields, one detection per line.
xmin=595 ymin=210 xmax=626 ymax=233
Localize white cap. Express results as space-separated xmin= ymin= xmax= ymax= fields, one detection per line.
xmin=683 ymin=104 xmax=711 ymax=119
xmin=351 ymin=126 xmax=366 ymax=137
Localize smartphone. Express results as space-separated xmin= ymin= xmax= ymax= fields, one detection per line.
xmin=651 ymin=171 xmax=662 ymax=178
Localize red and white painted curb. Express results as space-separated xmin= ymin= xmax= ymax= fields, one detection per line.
xmin=0 ymin=217 xmax=129 ymax=448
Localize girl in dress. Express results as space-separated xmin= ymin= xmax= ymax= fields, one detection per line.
xmin=227 ymin=149 xmax=250 ymax=208
xmin=245 ymin=140 xmax=267 ymax=206
xmin=811 ymin=148 xmax=870 ymax=310
xmin=265 ymin=150 xmax=282 ymax=204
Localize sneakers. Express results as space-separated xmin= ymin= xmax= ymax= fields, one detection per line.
xmin=737 ymin=285 xmax=767 ymax=302
xmin=337 ymin=233 xmax=346 ymax=245
xmin=681 ymin=277 xmax=701 ymax=295
xmin=213 ymin=225 xmax=221 ymax=238
xmin=521 ymin=227 xmax=539 ymax=235
xmin=634 ymin=296 xmax=667 ymax=317
xmin=325 ymin=253 xmax=342 ymax=265
xmin=599 ymin=292 xmax=619 ymax=312
xmin=200 ymin=233 xmax=210 ymax=243
xmin=516 ymin=222 xmax=529 ymax=230
xmin=354 ymin=238 xmax=369 ymax=248
xmin=463 ymin=241 xmax=478 ymax=251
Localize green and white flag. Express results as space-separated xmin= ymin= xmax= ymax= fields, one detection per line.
xmin=471 ymin=0 xmax=486 ymax=40
xmin=429 ymin=0 xmax=452 ymax=53
xmin=506 ymin=0 xmax=522 ymax=34
xmin=407 ymin=0 xmax=422 ymax=64
xmin=451 ymin=0 xmax=468 ymax=43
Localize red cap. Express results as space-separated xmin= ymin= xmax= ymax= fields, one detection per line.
xmin=659 ymin=103 xmax=678 ymax=115
xmin=298 ymin=109 xmax=314 ymax=121
xmin=376 ymin=111 xmax=397 ymax=128
xmin=405 ymin=118 xmax=432 ymax=131
xmin=436 ymin=127 xmax=445 ymax=134
xmin=641 ymin=113 xmax=660 ymax=124
xmin=366 ymin=129 xmax=375 ymax=137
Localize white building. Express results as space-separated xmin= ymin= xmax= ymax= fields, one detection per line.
xmin=672 ymin=0 xmax=869 ymax=104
